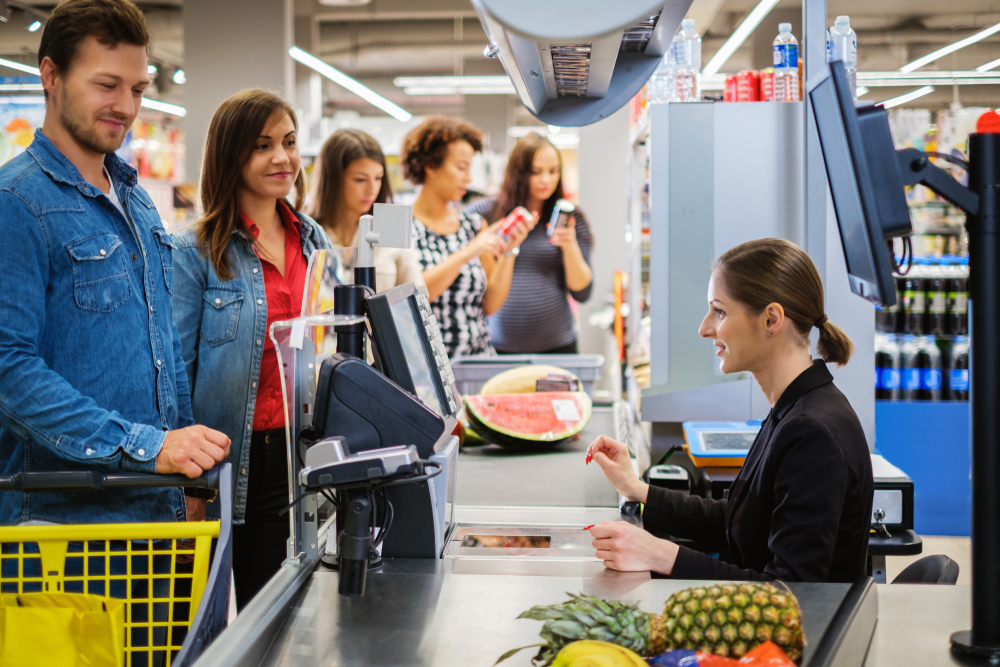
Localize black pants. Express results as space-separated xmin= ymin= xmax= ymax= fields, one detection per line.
xmin=495 ymin=340 xmax=578 ymax=355
xmin=232 ymin=428 xmax=290 ymax=611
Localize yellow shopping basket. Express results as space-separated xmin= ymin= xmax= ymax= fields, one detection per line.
xmin=0 ymin=464 xmax=233 ymax=667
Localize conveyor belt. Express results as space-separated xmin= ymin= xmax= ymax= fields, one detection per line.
xmin=455 ymin=406 xmax=619 ymax=508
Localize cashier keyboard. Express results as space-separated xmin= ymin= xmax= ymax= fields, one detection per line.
xmin=413 ymin=287 xmax=463 ymax=418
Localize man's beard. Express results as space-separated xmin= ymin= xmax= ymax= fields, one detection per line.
xmin=58 ymin=88 xmax=131 ymax=155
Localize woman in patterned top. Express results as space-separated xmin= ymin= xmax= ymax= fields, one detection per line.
xmin=402 ymin=117 xmax=533 ymax=357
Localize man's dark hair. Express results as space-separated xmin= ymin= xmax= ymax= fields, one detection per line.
xmin=38 ymin=0 xmax=149 ymax=74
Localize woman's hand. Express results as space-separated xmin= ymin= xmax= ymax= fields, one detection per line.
xmin=587 ymin=435 xmax=648 ymax=503
xmin=549 ymin=214 xmax=578 ymax=251
xmin=505 ymin=211 xmax=539 ymax=251
xmin=468 ymin=220 xmax=509 ymax=259
xmin=589 ymin=521 xmax=680 ymax=574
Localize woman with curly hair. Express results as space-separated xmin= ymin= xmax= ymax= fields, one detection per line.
xmin=402 ymin=116 xmax=533 ymax=357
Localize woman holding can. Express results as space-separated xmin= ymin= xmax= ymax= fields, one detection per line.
xmin=464 ymin=132 xmax=593 ymax=354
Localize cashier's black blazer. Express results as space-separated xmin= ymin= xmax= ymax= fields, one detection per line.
xmin=644 ymin=360 xmax=874 ymax=582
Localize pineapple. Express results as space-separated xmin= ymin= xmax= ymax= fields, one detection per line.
xmin=499 ymin=584 xmax=805 ymax=666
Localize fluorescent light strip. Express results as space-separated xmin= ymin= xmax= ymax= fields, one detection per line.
xmin=0 ymin=83 xmax=42 ymax=91
xmin=880 ymin=86 xmax=935 ymax=109
xmin=0 ymin=57 xmax=39 ymax=75
xmin=394 ymin=75 xmax=511 ymax=87
xmin=290 ymin=46 xmax=411 ymax=122
xmin=858 ymin=70 xmax=1000 ymax=81
xmin=402 ymin=85 xmax=515 ymax=96
xmin=901 ymin=21 xmax=1000 ymax=73
xmin=702 ymin=0 xmax=782 ymax=78
xmin=977 ymin=57 xmax=1000 ymax=72
xmin=141 ymin=98 xmax=187 ymax=117
xmin=856 ymin=86 xmax=869 ymax=97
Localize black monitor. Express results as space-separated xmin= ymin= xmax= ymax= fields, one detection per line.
xmin=367 ymin=283 xmax=461 ymax=418
xmin=808 ymin=60 xmax=912 ymax=307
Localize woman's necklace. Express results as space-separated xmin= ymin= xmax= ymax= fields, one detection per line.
xmin=259 ymin=211 xmax=280 ymax=245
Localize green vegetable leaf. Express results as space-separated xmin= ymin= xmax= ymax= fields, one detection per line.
xmin=495 ymin=644 xmax=543 ymax=665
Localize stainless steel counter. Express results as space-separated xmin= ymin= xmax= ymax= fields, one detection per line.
xmin=250 ymin=564 xmax=869 ymax=667
xmin=455 ymin=406 xmax=620 ymax=508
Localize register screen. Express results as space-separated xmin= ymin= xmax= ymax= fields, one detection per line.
xmin=389 ymin=296 xmax=444 ymax=415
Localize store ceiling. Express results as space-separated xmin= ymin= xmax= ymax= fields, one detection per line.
xmin=0 ymin=0 xmax=997 ymax=112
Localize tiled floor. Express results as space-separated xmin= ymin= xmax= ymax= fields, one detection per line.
xmin=885 ymin=535 xmax=971 ymax=585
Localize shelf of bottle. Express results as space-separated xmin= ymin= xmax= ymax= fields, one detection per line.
xmin=876 ymin=399 xmax=968 ymax=405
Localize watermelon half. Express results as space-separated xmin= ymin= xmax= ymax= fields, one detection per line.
xmin=464 ymin=392 xmax=593 ymax=448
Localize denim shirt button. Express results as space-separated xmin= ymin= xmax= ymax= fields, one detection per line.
xmin=156 ymin=359 xmax=162 ymax=366
xmin=252 ymin=268 xmax=259 ymax=274
xmin=215 ymin=298 xmax=222 ymax=306
xmin=138 ymin=449 xmax=145 ymax=456
xmin=99 ymin=249 xmax=107 ymax=256
xmin=256 ymin=339 xmax=262 ymax=345
xmin=149 ymin=305 xmax=154 ymax=312
xmin=256 ymin=299 xmax=263 ymax=305
xmin=85 ymin=448 xmax=94 ymax=455
xmin=242 ymin=467 xmax=248 ymax=475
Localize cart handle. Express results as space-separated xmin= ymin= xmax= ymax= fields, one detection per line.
xmin=0 ymin=468 xmax=220 ymax=493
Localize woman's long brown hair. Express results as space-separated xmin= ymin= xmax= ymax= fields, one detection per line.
xmin=196 ymin=89 xmax=305 ymax=280
xmin=489 ymin=131 xmax=564 ymax=224
xmin=306 ymin=129 xmax=392 ymax=244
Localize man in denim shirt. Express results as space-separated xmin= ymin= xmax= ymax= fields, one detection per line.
xmin=0 ymin=0 xmax=230 ymax=525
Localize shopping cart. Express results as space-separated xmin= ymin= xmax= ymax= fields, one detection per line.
xmin=0 ymin=463 xmax=233 ymax=667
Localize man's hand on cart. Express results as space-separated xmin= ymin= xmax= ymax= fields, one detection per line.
xmin=157 ymin=425 xmax=231 ymax=478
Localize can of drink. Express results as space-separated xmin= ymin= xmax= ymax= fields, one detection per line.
xmin=546 ymin=199 xmax=577 ymax=236
xmin=737 ymin=70 xmax=759 ymax=102
xmin=498 ymin=206 xmax=532 ymax=244
xmin=724 ymin=75 xmax=738 ymax=102
xmin=759 ymin=68 xmax=775 ymax=101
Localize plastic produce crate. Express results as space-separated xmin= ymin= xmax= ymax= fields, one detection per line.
xmin=450 ymin=353 xmax=605 ymax=396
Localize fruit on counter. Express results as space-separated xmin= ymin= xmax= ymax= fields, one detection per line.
xmin=647 ymin=641 xmax=798 ymax=666
xmin=464 ymin=391 xmax=592 ymax=448
xmin=480 ymin=365 xmax=582 ymax=395
xmin=551 ymin=640 xmax=647 ymax=667
xmin=498 ymin=585 xmax=805 ymax=666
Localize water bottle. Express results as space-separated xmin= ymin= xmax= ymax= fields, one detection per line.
xmin=647 ymin=48 xmax=676 ymax=104
xmin=828 ymin=16 xmax=857 ymax=98
xmin=875 ymin=335 xmax=901 ymax=400
xmin=925 ymin=266 xmax=947 ymax=336
xmin=672 ymin=19 xmax=702 ymax=102
xmin=899 ymin=335 xmax=922 ymax=401
xmin=920 ymin=336 xmax=943 ymax=401
xmin=773 ymin=23 xmax=799 ymax=102
xmin=949 ymin=336 xmax=970 ymax=401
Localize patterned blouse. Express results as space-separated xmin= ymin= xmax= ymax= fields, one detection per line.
xmin=412 ymin=211 xmax=494 ymax=358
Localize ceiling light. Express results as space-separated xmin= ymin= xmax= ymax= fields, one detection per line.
xmin=976 ymin=57 xmax=1000 ymax=72
xmin=27 ymin=21 xmax=41 ymax=32
xmin=0 ymin=57 xmax=39 ymax=76
xmin=901 ymin=21 xmax=1000 ymax=73
xmin=141 ymin=98 xmax=186 ymax=117
xmin=290 ymin=46 xmax=411 ymax=122
xmin=0 ymin=83 xmax=42 ymax=91
xmin=172 ymin=69 xmax=185 ymax=85
xmin=401 ymin=85 xmax=515 ymax=96
xmin=856 ymin=86 xmax=869 ymax=97
xmin=880 ymin=86 xmax=935 ymax=109
xmin=856 ymin=71 xmax=1000 ymax=86
xmin=394 ymin=76 xmax=511 ymax=88
xmin=702 ymin=0 xmax=782 ymax=77
xmin=147 ymin=64 xmax=157 ymax=75
xmin=0 ymin=2 xmax=10 ymax=23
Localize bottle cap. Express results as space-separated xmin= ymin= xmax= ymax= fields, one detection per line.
xmin=835 ymin=15 xmax=850 ymax=25
xmin=778 ymin=22 xmax=792 ymax=32
xmin=681 ymin=18 xmax=695 ymax=29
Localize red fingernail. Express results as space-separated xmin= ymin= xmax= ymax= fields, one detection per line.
xmin=582 ymin=525 xmax=594 ymax=531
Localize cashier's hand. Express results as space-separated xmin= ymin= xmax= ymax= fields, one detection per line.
xmin=587 ymin=435 xmax=648 ymax=503
xmin=589 ymin=521 xmax=679 ymax=575
xmin=157 ymin=425 xmax=231 ymax=478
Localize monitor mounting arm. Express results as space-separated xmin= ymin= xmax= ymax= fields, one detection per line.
xmin=896 ymin=148 xmax=980 ymax=217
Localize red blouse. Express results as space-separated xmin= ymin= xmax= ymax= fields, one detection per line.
xmin=241 ymin=201 xmax=308 ymax=431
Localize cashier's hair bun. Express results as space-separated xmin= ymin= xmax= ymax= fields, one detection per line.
xmin=401 ymin=116 xmax=484 ymax=184
xmin=714 ymin=239 xmax=854 ymax=366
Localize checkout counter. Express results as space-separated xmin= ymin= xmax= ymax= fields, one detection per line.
xmin=185 ymin=223 xmax=894 ymax=667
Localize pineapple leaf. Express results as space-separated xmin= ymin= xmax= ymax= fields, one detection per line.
xmin=548 ymin=620 xmax=587 ymax=638
xmin=520 ymin=606 xmax=568 ymax=621
xmin=494 ymin=644 xmax=543 ymax=666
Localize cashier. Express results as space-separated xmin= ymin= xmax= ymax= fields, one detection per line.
xmin=587 ymin=238 xmax=875 ymax=582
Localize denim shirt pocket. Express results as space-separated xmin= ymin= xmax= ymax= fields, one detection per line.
xmin=65 ymin=232 xmax=131 ymax=313
xmin=201 ymin=287 xmax=244 ymax=346
xmin=151 ymin=227 xmax=176 ymax=294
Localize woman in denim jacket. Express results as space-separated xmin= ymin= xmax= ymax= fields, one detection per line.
xmin=172 ymin=90 xmax=332 ymax=609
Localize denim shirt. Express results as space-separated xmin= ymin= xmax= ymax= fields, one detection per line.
xmin=0 ymin=130 xmax=192 ymax=525
xmin=172 ymin=213 xmax=331 ymax=524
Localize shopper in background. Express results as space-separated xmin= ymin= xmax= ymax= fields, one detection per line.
xmin=0 ymin=0 xmax=230 ymax=527
xmin=402 ymin=116 xmax=533 ymax=357
xmin=586 ymin=239 xmax=874 ymax=582
xmin=307 ymin=129 xmax=424 ymax=292
xmin=172 ymin=89 xmax=332 ymax=609
xmin=465 ymin=132 xmax=593 ymax=354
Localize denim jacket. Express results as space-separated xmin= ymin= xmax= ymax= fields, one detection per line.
xmin=172 ymin=212 xmax=331 ymax=524
xmin=0 ymin=130 xmax=192 ymax=525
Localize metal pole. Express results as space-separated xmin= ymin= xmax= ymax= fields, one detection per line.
xmin=952 ymin=131 xmax=1000 ymax=659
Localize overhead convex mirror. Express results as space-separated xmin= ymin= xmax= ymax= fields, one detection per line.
xmin=472 ymin=0 xmax=693 ymax=127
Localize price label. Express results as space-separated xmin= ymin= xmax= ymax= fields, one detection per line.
xmin=551 ymin=399 xmax=581 ymax=422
